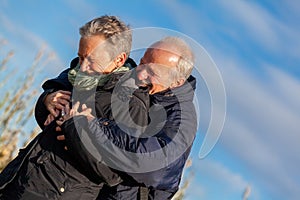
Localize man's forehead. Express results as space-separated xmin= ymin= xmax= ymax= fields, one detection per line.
xmin=79 ymin=35 xmax=108 ymax=54
xmin=144 ymin=47 xmax=180 ymax=66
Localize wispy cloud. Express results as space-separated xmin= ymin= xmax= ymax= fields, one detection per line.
xmin=161 ymin=1 xmax=300 ymax=198
xmin=0 ymin=12 xmax=63 ymax=75
xmin=218 ymin=0 xmax=300 ymax=59
xmin=266 ymin=65 xmax=300 ymax=111
xmin=217 ymin=53 xmax=300 ymax=199
xmin=190 ymin=159 xmax=256 ymax=199
xmin=219 ymin=0 xmax=279 ymax=49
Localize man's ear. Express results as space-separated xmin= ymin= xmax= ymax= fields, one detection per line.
xmin=114 ymin=52 xmax=127 ymax=67
xmin=170 ymin=78 xmax=185 ymax=89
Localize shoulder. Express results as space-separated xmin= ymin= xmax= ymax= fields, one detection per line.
xmin=70 ymin=57 xmax=80 ymax=69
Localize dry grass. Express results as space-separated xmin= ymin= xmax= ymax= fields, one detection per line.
xmin=0 ymin=40 xmax=45 ymax=171
xmin=172 ymin=158 xmax=194 ymax=200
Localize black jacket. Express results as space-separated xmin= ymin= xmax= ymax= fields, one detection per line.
xmin=0 ymin=58 xmax=149 ymax=199
xmin=61 ymin=76 xmax=198 ymax=200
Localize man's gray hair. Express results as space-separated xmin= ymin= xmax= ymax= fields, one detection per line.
xmin=79 ymin=15 xmax=132 ymax=59
xmin=152 ymin=37 xmax=194 ymax=81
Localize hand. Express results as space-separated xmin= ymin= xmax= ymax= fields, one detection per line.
xmin=59 ymin=101 xmax=94 ymax=122
xmin=44 ymin=90 xmax=71 ymax=117
xmin=56 ymin=102 xmax=95 ymax=141
xmin=44 ymin=113 xmax=56 ymax=126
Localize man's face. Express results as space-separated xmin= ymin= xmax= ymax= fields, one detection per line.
xmin=78 ymin=35 xmax=116 ymax=75
xmin=136 ymin=48 xmax=179 ymax=94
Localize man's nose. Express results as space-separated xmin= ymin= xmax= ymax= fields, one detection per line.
xmin=80 ymin=59 xmax=89 ymax=72
xmin=138 ymin=68 xmax=148 ymax=80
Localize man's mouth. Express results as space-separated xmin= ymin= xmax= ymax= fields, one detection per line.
xmin=137 ymin=79 xmax=152 ymax=87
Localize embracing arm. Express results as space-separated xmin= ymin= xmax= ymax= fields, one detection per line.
xmin=61 ymin=116 xmax=123 ymax=186
xmin=86 ymin=118 xmax=170 ymax=153
xmin=34 ymin=61 xmax=75 ymax=129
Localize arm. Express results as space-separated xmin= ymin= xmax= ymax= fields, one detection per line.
xmin=34 ymin=58 xmax=77 ymax=129
xmin=62 ymin=115 xmax=123 ymax=186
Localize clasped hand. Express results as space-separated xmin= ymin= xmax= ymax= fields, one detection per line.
xmin=55 ymin=101 xmax=95 ymax=141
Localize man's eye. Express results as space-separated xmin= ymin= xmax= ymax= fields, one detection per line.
xmin=147 ymin=69 xmax=155 ymax=76
xmin=88 ymin=58 xmax=97 ymax=64
xmin=78 ymin=56 xmax=84 ymax=62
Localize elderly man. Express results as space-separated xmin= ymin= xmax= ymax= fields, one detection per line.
xmin=60 ymin=36 xmax=197 ymax=200
xmin=0 ymin=15 xmax=149 ymax=199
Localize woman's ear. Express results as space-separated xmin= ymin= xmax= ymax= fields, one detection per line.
xmin=114 ymin=52 xmax=127 ymax=67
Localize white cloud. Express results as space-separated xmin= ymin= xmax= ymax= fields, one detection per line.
xmin=190 ymin=159 xmax=258 ymax=199
xmin=216 ymin=54 xmax=300 ymax=199
xmin=218 ymin=0 xmax=300 ymax=59
xmin=265 ymin=64 xmax=300 ymax=114
xmin=160 ymin=1 xmax=300 ymax=198
xmin=219 ymin=0 xmax=279 ymax=48
xmin=161 ymin=0 xmax=300 ymax=63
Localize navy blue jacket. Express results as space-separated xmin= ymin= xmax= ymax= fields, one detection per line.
xmin=62 ymin=75 xmax=197 ymax=200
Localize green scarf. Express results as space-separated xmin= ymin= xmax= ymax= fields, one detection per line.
xmin=68 ymin=63 xmax=130 ymax=91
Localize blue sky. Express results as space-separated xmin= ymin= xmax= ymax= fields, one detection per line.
xmin=1 ymin=0 xmax=300 ymax=199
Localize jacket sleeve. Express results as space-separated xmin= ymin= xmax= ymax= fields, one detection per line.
xmin=62 ymin=116 xmax=123 ymax=186
xmin=34 ymin=89 xmax=54 ymax=129
xmin=34 ymin=65 xmax=74 ymax=129
xmin=87 ymin=118 xmax=171 ymax=153
xmin=0 ymin=133 xmax=42 ymax=190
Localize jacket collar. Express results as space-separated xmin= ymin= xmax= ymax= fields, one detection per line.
xmin=150 ymin=75 xmax=196 ymax=105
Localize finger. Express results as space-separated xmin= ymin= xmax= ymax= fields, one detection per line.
xmin=65 ymin=103 xmax=70 ymax=115
xmin=57 ymin=90 xmax=72 ymax=95
xmin=56 ymin=91 xmax=71 ymax=99
xmin=82 ymin=108 xmax=92 ymax=115
xmin=59 ymin=94 xmax=71 ymax=101
xmin=82 ymin=103 xmax=87 ymax=110
xmin=54 ymin=99 xmax=70 ymax=109
xmin=44 ymin=114 xmax=53 ymax=126
xmin=72 ymin=101 xmax=80 ymax=111
xmin=44 ymin=118 xmax=50 ymax=126
xmin=49 ymin=114 xmax=55 ymax=121
xmin=55 ymin=103 xmax=68 ymax=111
xmin=57 ymin=98 xmax=70 ymax=107
xmin=56 ymin=120 xmax=64 ymax=126
xmin=55 ymin=109 xmax=60 ymax=117
xmin=56 ymin=126 xmax=62 ymax=132
xmin=64 ymin=146 xmax=68 ymax=150
xmin=49 ymin=108 xmax=58 ymax=117
xmin=57 ymin=135 xmax=65 ymax=140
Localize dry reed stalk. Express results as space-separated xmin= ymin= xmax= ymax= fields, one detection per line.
xmin=0 ymin=43 xmax=49 ymax=172
xmin=172 ymin=158 xmax=195 ymax=200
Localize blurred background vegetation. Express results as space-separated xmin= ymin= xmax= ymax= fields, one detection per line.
xmin=0 ymin=39 xmax=53 ymax=171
